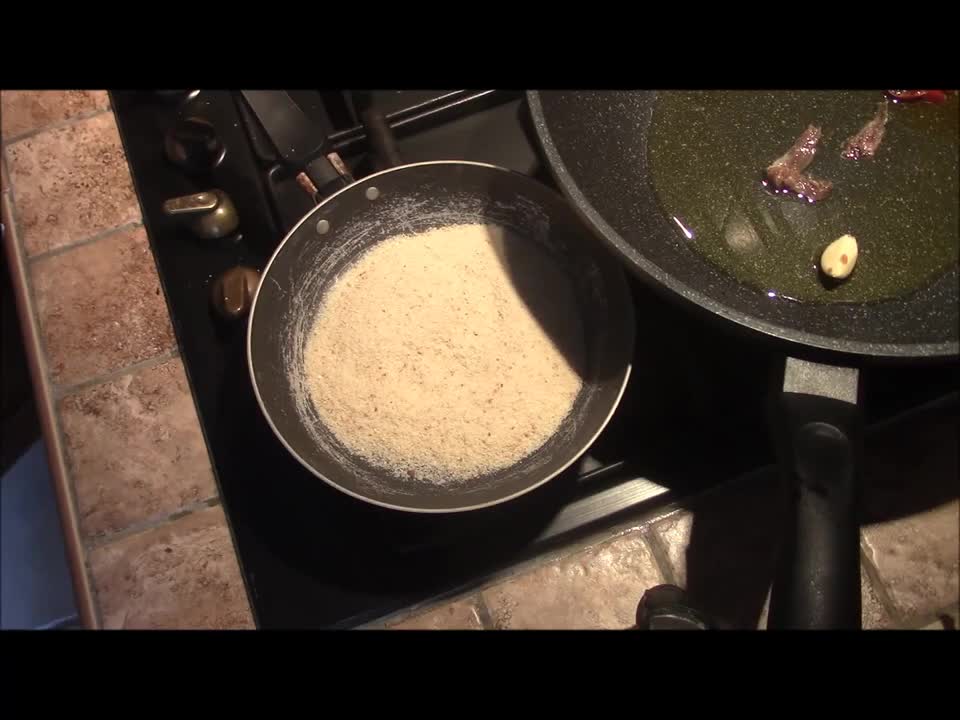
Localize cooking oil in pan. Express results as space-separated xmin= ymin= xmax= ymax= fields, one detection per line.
xmin=647 ymin=90 xmax=959 ymax=304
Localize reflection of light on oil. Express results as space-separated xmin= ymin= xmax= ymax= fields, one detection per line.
xmin=672 ymin=216 xmax=694 ymax=240
xmin=765 ymin=289 xmax=802 ymax=304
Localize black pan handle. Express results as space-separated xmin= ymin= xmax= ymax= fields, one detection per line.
xmin=767 ymin=358 xmax=863 ymax=629
xmin=352 ymin=92 xmax=402 ymax=170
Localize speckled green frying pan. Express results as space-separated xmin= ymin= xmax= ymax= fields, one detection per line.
xmin=528 ymin=90 xmax=958 ymax=631
xmin=528 ymin=90 xmax=958 ymax=359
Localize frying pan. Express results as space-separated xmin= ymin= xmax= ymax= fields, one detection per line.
xmin=528 ymin=90 xmax=959 ymax=629
xmin=248 ymin=154 xmax=635 ymax=513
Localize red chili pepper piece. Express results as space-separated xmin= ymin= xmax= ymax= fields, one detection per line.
xmin=886 ymin=90 xmax=950 ymax=103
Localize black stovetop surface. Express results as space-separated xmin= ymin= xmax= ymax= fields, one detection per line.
xmin=111 ymin=90 xmax=959 ymax=628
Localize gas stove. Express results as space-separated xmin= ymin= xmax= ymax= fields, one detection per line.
xmin=111 ymin=90 xmax=959 ymax=629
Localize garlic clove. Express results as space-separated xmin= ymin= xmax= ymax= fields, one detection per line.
xmin=820 ymin=234 xmax=859 ymax=280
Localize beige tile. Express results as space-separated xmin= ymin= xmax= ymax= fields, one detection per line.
xmin=31 ymin=224 xmax=175 ymax=387
xmin=89 ymin=505 xmax=254 ymax=630
xmin=58 ymin=355 xmax=215 ymax=539
xmin=655 ymin=510 xmax=769 ymax=628
xmin=388 ymin=598 xmax=485 ymax=630
xmin=652 ymin=471 xmax=781 ymax=628
xmin=861 ymin=566 xmax=895 ymax=629
xmin=651 ymin=406 xmax=958 ymax=629
xmin=920 ymin=606 xmax=958 ymax=630
xmin=862 ymin=407 xmax=958 ymax=525
xmin=1 ymin=90 xmax=110 ymax=141
xmin=1 ymin=152 xmax=8 ymax=193
xmin=660 ymin=508 xmax=894 ymax=629
xmin=654 ymin=511 xmax=695 ymax=587
xmin=481 ymin=530 xmax=664 ymax=629
xmin=5 ymin=111 xmax=139 ymax=255
xmin=863 ymin=500 xmax=959 ymax=623
xmin=859 ymin=407 xmax=959 ymax=623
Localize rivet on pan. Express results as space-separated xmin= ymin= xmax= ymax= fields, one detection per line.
xmin=316 ymin=219 xmax=330 ymax=235
xmin=365 ymin=186 xmax=380 ymax=200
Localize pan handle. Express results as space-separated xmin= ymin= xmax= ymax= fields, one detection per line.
xmin=767 ymin=358 xmax=863 ymax=629
xmin=352 ymin=92 xmax=402 ymax=170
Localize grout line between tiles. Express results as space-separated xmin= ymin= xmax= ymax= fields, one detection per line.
xmin=2 ymin=189 xmax=101 ymax=629
xmin=54 ymin=347 xmax=180 ymax=399
xmin=473 ymin=592 xmax=497 ymax=630
xmin=1 ymin=106 xmax=112 ymax=147
xmin=900 ymin=601 xmax=960 ymax=630
xmin=372 ymin=549 xmax=579 ymax=628
xmin=383 ymin=591 xmax=494 ymax=630
xmin=859 ymin=539 xmax=905 ymax=628
xmin=643 ymin=526 xmax=679 ymax=587
xmin=929 ymin=603 xmax=959 ymax=629
xmin=27 ymin=220 xmax=144 ymax=264
xmin=373 ymin=510 xmax=682 ymax=629
xmin=3 ymin=101 xmax=234 ymax=629
xmin=5 ymin=112 xmax=175 ymax=628
xmin=85 ymin=496 xmax=222 ymax=550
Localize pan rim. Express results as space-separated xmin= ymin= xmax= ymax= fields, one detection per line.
xmin=526 ymin=90 xmax=959 ymax=360
xmin=247 ymin=159 xmax=634 ymax=514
